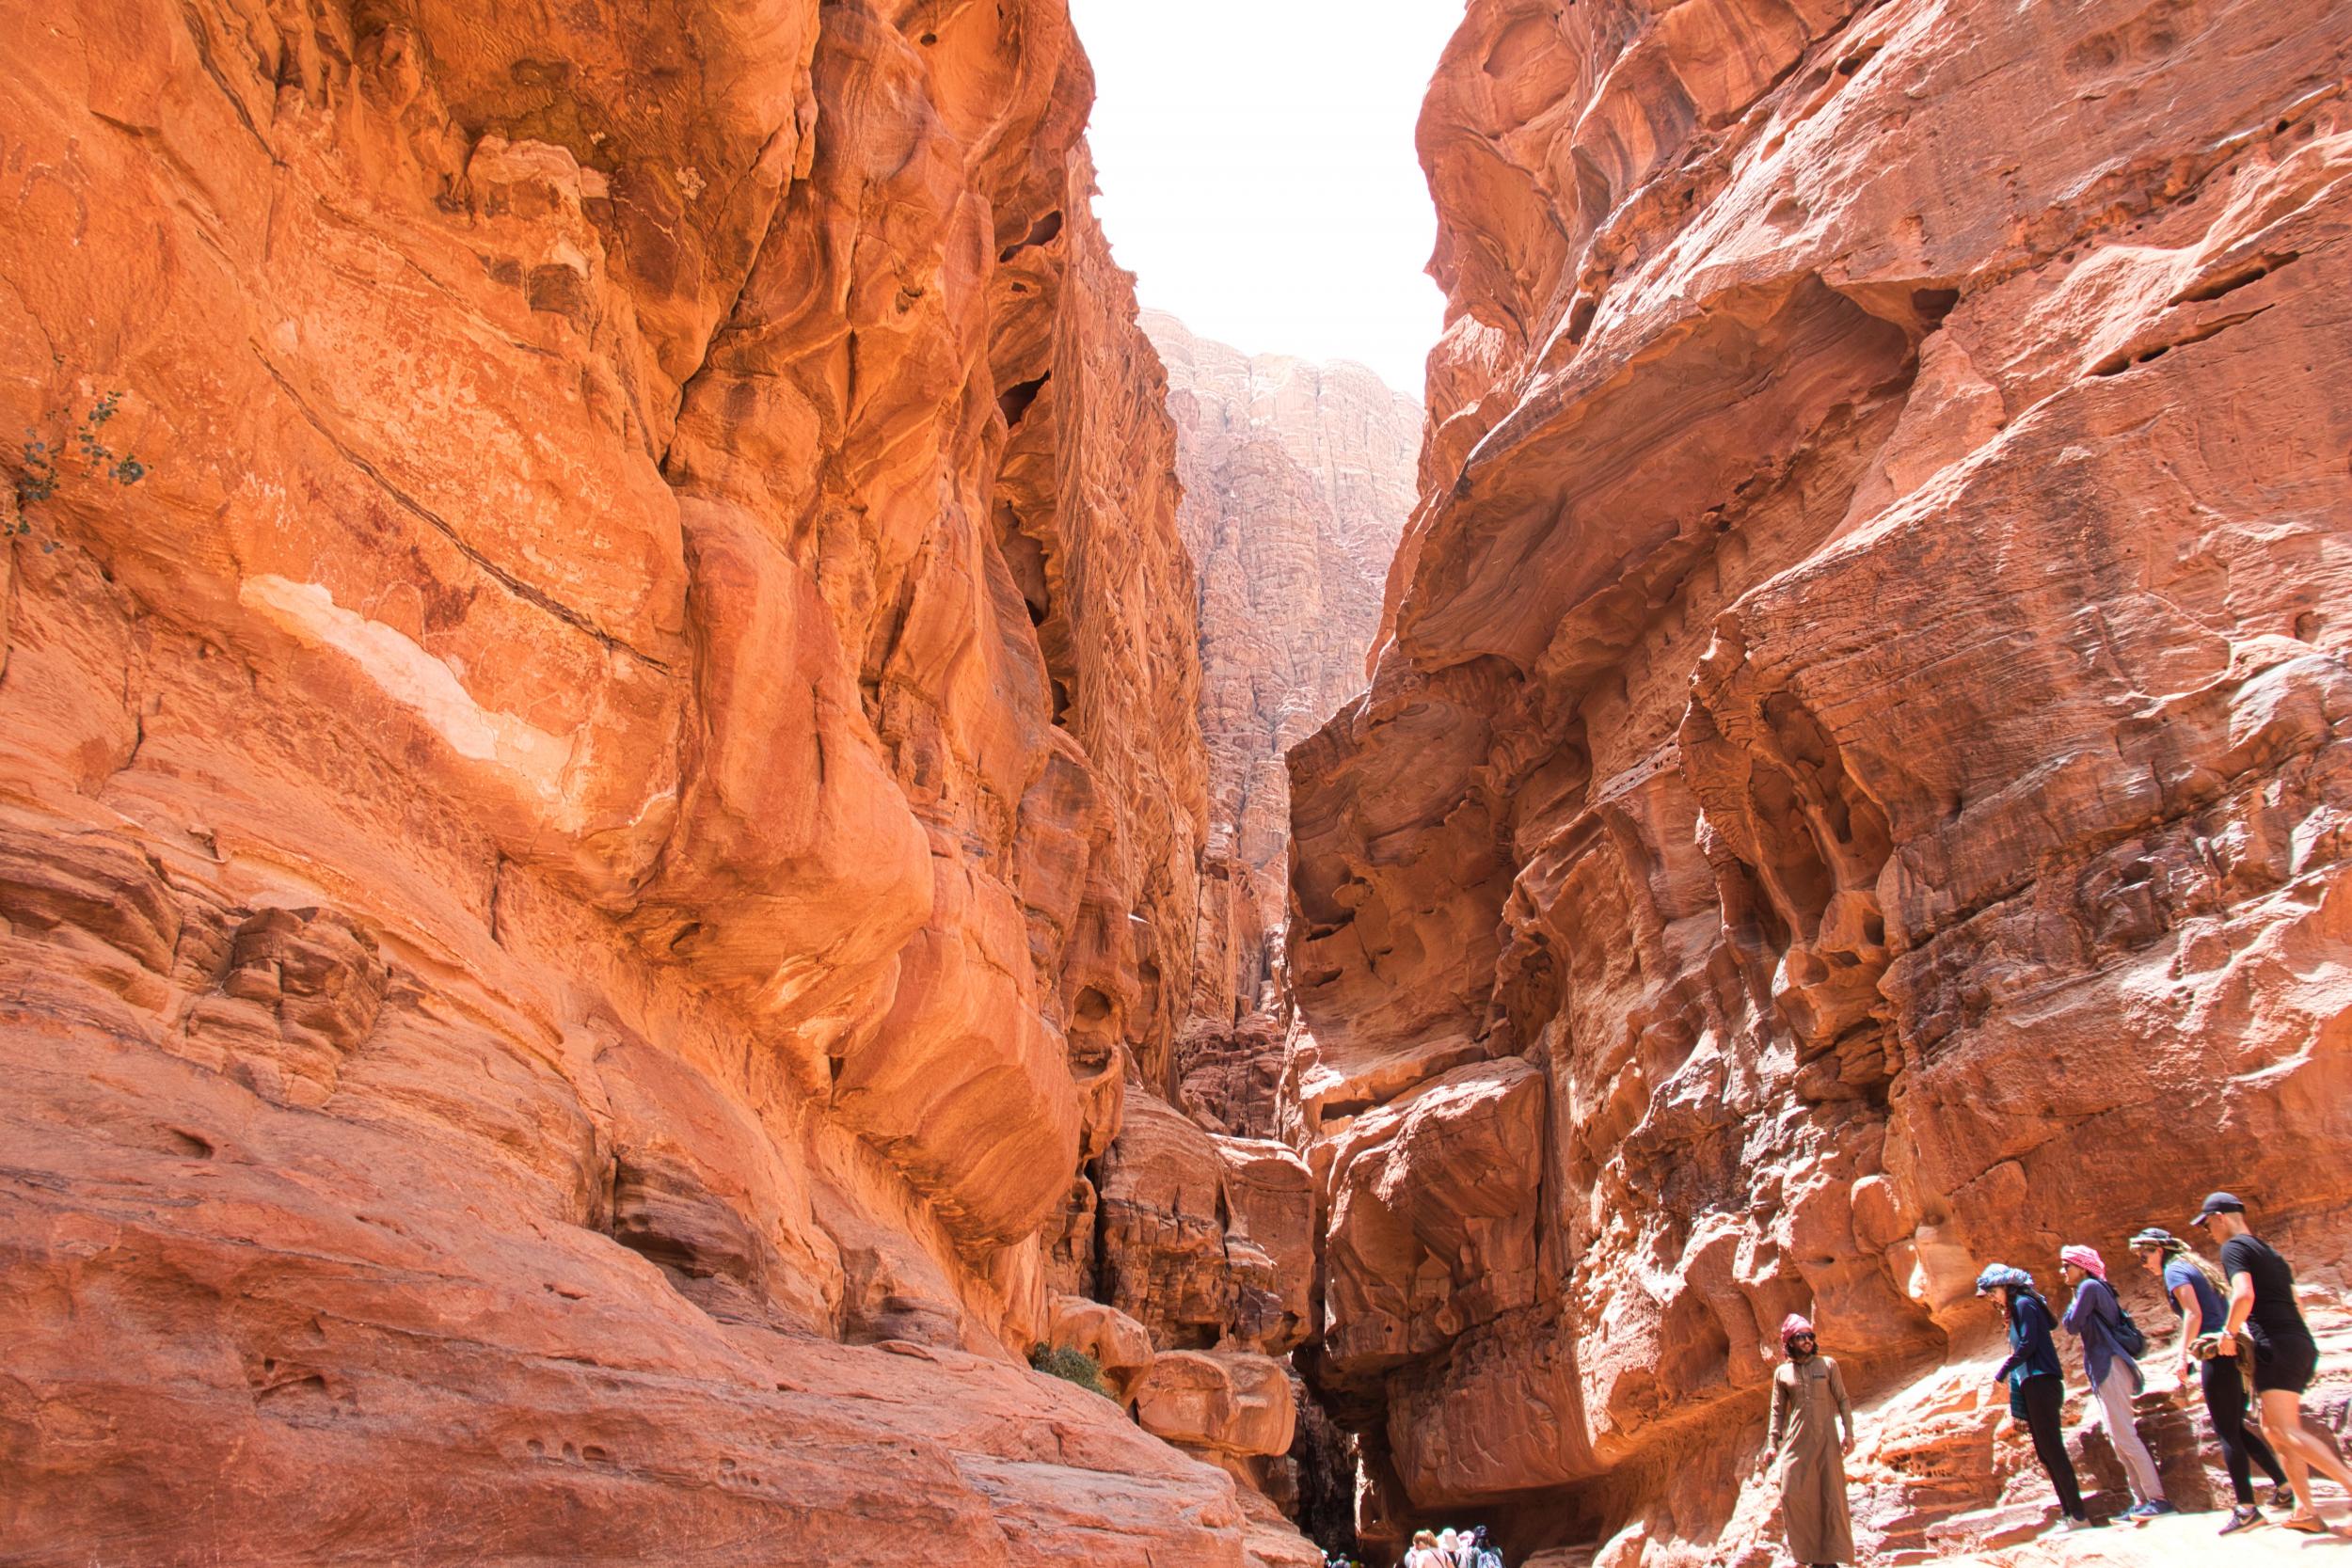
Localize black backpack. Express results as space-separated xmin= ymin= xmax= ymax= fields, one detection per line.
xmin=2107 ymin=1284 xmax=2148 ymax=1358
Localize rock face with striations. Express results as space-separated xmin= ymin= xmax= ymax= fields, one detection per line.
xmin=1145 ymin=312 xmax=1420 ymax=1036
xmin=1140 ymin=311 xmax=1421 ymax=1144
xmin=0 ymin=2 xmax=1312 ymax=1563
xmin=1289 ymin=0 xmax=2352 ymax=1560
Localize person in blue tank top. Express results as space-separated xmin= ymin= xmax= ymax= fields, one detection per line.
xmin=2130 ymin=1226 xmax=2289 ymax=1535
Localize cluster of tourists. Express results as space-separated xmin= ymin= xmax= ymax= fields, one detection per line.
xmin=1398 ymin=1525 xmax=1502 ymax=1568
xmin=1761 ymin=1193 xmax=2347 ymax=1566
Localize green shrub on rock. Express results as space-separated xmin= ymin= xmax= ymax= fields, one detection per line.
xmin=1027 ymin=1341 xmax=1116 ymax=1402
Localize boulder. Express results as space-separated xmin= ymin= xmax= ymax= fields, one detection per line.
xmin=1046 ymin=1293 xmax=1157 ymax=1402
xmin=1135 ymin=1349 xmax=1300 ymax=1459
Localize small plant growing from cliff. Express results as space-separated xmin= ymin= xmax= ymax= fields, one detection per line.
xmin=1028 ymin=1342 xmax=1117 ymax=1402
xmin=12 ymin=391 xmax=147 ymax=552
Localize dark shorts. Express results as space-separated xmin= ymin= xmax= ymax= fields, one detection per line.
xmin=2250 ymin=1329 xmax=2319 ymax=1394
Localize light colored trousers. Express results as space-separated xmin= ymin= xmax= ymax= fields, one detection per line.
xmin=2090 ymin=1360 xmax=2166 ymax=1503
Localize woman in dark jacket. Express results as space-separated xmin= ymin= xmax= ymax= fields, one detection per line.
xmin=1979 ymin=1263 xmax=2092 ymax=1530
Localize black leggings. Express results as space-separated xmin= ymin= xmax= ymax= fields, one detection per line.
xmin=2021 ymin=1374 xmax=2085 ymax=1519
xmin=2202 ymin=1357 xmax=2288 ymax=1504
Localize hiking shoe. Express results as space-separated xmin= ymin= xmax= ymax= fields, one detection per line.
xmin=2062 ymin=1516 xmax=2102 ymax=1532
xmin=2137 ymin=1500 xmax=2177 ymax=1517
xmin=2271 ymin=1483 xmax=2296 ymax=1510
xmin=2219 ymin=1506 xmax=2266 ymax=1535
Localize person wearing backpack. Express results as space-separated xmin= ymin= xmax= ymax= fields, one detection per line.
xmin=2058 ymin=1244 xmax=2173 ymax=1519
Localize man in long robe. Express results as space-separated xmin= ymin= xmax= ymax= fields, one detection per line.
xmin=1759 ymin=1313 xmax=1856 ymax=1566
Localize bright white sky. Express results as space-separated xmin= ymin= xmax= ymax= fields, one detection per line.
xmin=1068 ymin=1 xmax=1465 ymax=398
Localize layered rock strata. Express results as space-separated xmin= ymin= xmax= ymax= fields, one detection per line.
xmin=1144 ymin=311 xmax=1422 ymax=1037
xmin=0 ymin=2 xmax=1308 ymax=1562
xmin=1289 ymin=0 xmax=2352 ymax=1560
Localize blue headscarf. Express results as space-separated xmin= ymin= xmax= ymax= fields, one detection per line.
xmin=1976 ymin=1263 xmax=2034 ymax=1297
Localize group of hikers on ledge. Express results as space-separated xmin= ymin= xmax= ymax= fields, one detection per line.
xmin=1327 ymin=1193 xmax=2340 ymax=1568
xmin=1392 ymin=1525 xmax=1502 ymax=1568
xmin=1764 ymin=1192 xmax=2348 ymax=1567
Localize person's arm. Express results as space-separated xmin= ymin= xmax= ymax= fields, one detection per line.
xmin=2222 ymin=1271 xmax=2253 ymax=1343
xmin=2171 ymin=1279 xmax=2201 ymax=1376
xmin=1764 ymin=1369 xmax=1790 ymax=1462
xmin=1830 ymin=1357 xmax=1855 ymax=1451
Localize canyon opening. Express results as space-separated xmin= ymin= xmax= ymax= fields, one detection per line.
xmin=2 ymin=3 xmax=2348 ymax=1568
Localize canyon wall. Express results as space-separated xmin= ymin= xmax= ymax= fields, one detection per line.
xmin=0 ymin=2 xmax=1309 ymax=1562
xmin=1142 ymin=310 xmax=1421 ymax=1137
xmin=1289 ymin=0 xmax=2352 ymax=1560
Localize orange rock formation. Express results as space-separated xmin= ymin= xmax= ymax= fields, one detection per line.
xmin=1287 ymin=0 xmax=2352 ymax=1560
xmin=1142 ymin=314 xmax=1421 ymax=1159
xmin=10 ymin=0 xmax=2351 ymax=1562
xmin=0 ymin=2 xmax=1311 ymax=1562
xmin=1145 ymin=312 xmax=1421 ymax=1035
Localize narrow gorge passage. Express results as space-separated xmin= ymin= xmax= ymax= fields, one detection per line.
xmin=2 ymin=2 xmax=2350 ymax=1568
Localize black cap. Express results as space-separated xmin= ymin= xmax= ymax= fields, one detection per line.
xmin=2192 ymin=1192 xmax=2246 ymax=1227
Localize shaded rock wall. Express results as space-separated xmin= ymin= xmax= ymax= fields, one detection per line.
xmin=1289 ymin=0 xmax=2352 ymax=1560
xmin=0 ymin=2 xmax=1309 ymax=1561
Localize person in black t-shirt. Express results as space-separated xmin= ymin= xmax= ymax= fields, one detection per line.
xmin=2197 ymin=1192 xmax=2352 ymax=1534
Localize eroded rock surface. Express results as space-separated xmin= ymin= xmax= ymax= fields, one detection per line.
xmin=1095 ymin=1093 xmax=1316 ymax=1358
xmin=1145 ymin=311 xmax=1422 ymax=1035
xmin=0 ymin=2 xmax=1313 ymax=1561
xmin=1289 ymin=0 xmax=2352 ymax=1560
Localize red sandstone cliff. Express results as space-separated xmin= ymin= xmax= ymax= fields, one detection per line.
xmin=1288 ymin=0 xmax=2352 ymax=1561
xmin=1140 ymin=310 xmax=1421 ymax=1138
xmin=0 ymin=3 xmax=1311 ymax=1562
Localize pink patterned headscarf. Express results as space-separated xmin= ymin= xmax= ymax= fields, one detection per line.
xmin=1781 ymin=1313 xmax=1816 ymax=1344
xmin=2060 ymin=1244 xmax=2106 ymax=1280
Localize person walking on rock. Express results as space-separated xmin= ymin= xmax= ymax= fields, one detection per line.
xmin=2058 ymin=1244 xmax=2173 ymax=1519
xmin=1979 ymin=1264 xmax=2094 ymax=1530
xmin=2198 ymin=1193 xmax=2352 ymax=1535
xmin=1759 ymin=1314 xmax=1856 ymax=1566
xmin=2131 ymin=1225 xmax=2290 ymax=1535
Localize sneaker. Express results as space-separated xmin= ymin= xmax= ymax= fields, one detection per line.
xmin=2139 ymin=1500 xmax=2177 ymax=1517
xmin=2062 ymin=1516 xmax=2102 ymax=1532
xmin=2271 ymin=1483 xmax=2296 ymax=1510
xmin=2219 ymin=1506 xmax=2266 ymax=1535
